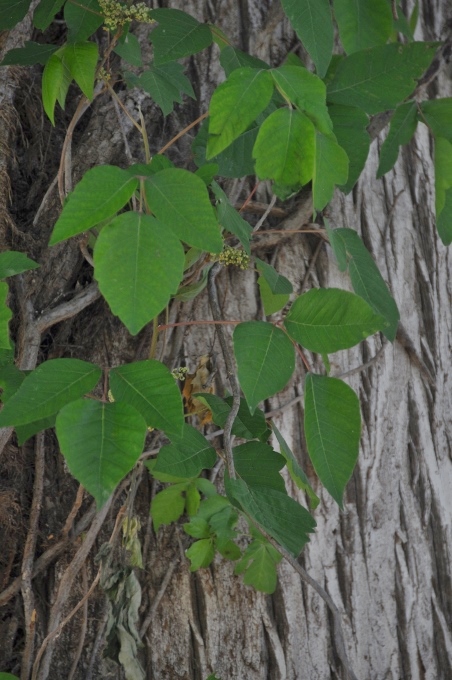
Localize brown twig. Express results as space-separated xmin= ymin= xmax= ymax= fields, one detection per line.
xmin=37 ymin=282 xmax=100 ymax=333
xmin=157 ymin=111 xmax=208 ymax=155
xmin=253 ymin=194 xmax=277 ymax=232
xmin=61 ymin=485 xmax=85 ymax=538
xmin=20 ymin=432 xmax=45 ymax=680
xmin=67 ymin=564 xmax=88 ymax=680
xmin=207 ymin=263 xmax=240 ymax=479
xmin=337 ymin=340 xmax=387 ymax=379
xmin=300 ymin=240 xmax=323 ymax=293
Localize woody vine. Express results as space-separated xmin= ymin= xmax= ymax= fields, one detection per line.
xmin=0 ymin=1 xmax=451 ymax=679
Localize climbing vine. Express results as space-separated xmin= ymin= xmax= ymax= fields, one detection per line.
xmin=0 ymin=1 xmax=451 ymax=678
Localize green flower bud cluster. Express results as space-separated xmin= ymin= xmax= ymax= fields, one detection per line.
xmin=217 ymin=245 xmax=250 ymax=270
xmin=171 ymin=366 xmax=188 ymax=381
xmin=99 ymin=0 xmax=155 ymax=32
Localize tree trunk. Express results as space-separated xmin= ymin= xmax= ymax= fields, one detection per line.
xmin=1 ymin=1 xmax=451 ymax=679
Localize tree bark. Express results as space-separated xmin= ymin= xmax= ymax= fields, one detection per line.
xmin=1 ymin=1 xmax=451 ymax=679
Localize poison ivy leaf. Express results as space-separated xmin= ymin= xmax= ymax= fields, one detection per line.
xmin=127 ymin=156 xmax=174 ymax=178
xmin=151 ymin=483 xmax=187 ymax=531
xmin=195 ymin=164 xmax=219 ymax=186
xmin=150 ymin=8 xmax=212 ymax=65
xmin=50 ymin=166 xmax=138 ymax=244
xmin=94 ymin=212 xmax=184 ymax=335
xmin=145 ymin=168 xmax=222 ymax=252
xmin=0 ymin=673 xmax=20 ymax=680
xmin=174 ymin=265 xmax=212 ymax=302
xmin=0 ymin=364 xmax=24 ymax=403
xmin=110 ymin=360 xmax=184 ymax=436
xmin=186 ymin=539 xmax=215 ymax=570
xmin=253 ymin=108 xmax=316 ymax=187
xmin=61 ymin=42 xmax=98 ymax=100
xmin=328 ymin=227 xmax=400 ymax=340
xmin=234 ymin=321 xmax=295 ymax=414
xmin=219 ymin=46 xmax=269 ymax=76
xmin=0 ymin=359 xmax=101 ymax=426
xmin=258 ymin=276 xmax=290 ymax=316
xmin=184 ymin=516 xmax=211 ymax=539
xmin=16 ymin=415 xmax=56 ymax=445
xmin=377 ymin=101 xmax=418 ymax=177
xmin=304 ymin=373 xmax=360 ymax=507
xmin=56 ymin=399 xmax=147 ymax=507
xmin=255 ymin=258 xmax=292 ymax=295
xmin=154 ymin=424 xmax=216 ymax=478
xmin=272 ymin=424 xmax=320 ymax=509
xmin=139 ymin=62 xmax=195 ymax=116
xmin=186 ymin=483 xmax=201 ymax=516
xmin=0 ymin=42 xmax=59 ymax=66
xmin=235 ymin=541 xmax=281 ymax=593
xmin=328 ymin=104 xmax=370 ymax=193
xmin=434 ymin=136 xmax=452 ymax=245
xmin=56 ymin=53 xmax=72 ymax=110
xmin=65 ymin=0 xmax=103 ymax=42
xmin=0 ymin=251 xmax=39 ymax=278
xmin=271 ymin=66 xmax=332 ymax=135
xmin=284 ymin=288 xmax=387 ymax=354
xmin=33 ymin=0 xmax=65 ymax=30
xmin=207 ymin=68 xmax=273 ymax=159
xmin=327 ymin=42 xmax=437 ymax=114
xmin=42 ymin=53 xmax=64 ymax=125
xmin=114 ymin=32 xmax=142 ymax=67
xmin=0 ymin=283 xmax=12 ymax=350
xmin=211 ymin=181 xmax=252 ymax=254
xmin=196 ymin=394 xmax=269 ymax=441
xmin=193 ymin=121 xmax=258 ymax=178
xmin=280 ymin=0 xmax=333 ymax=78
xmin=333 ymin=0 xmax=393 ymax=54
xmin=313 ymin=132 xmax=349 ymax=211
xmin=0 ymin=346 xmax=14 ymax=368
xmin=233 ymin=441 xmax=286 ymax=493
xmin=420 ymin=98 xmax=452 ymax=143
xmin=226 ymin=477 xmax=316 ymax=556
xmin=0 ymin=0 xmax=30 ymax=30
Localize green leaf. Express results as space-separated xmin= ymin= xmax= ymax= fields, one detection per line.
xmin=0 ymin=283 xmax=12 ymax=350
xmin=193 ymin=120 xmax=258 ymax=179
xmin=234 ymin=321 xmax=295 ymax=414
xmin=219 ymin=46 xmax=269 ymax=76
xmin=145 ymin=168 xmax=222 ymax=252
xmin=16 ymin=415 xmax=56 ymax=444
xmin=195 ymin=478 xmax=218 ymax=498
xmin=258 ymin=276 xmax=290 ymax=316
xmin=56 ymin=399 xmax=147 ymax=508
xmin=0 ymin=0 xmax=30 ymax=30
xmin=272 ymin=424 xmax=320 ymax=509
xmin=207 ymin=68 xmax=274 ymax=158
xmin=33 ymin=0 xmax=65 ymax=30
xmin=186 ymin=539 xmax=215 ymax=570
xmin=328 ymin=104 xmax=370 ymax=193
xmin=313 ymin=132 xmax=349 ymax=211
xmin=255 ymin=259 xmax=293 ymax=295
xmin=154 ymin=424 xmax=217 ymax=478
xmin=185 ymin=483 xmax=201 ymax=516
xmin=233 ymin=441 xmax=286 ymax=493
xmin=139 ymin=62 xmax=195 ymax=117
xmin=271 ymin=66 xmax=332 ymax=135
xmin=377 ymin=101 xmax=418 ymax=177
xmin=328 ymin=227 xmax=400 ymax=340
xmin=56 ymin=54 xmax=72 ymax=110
xmin=42 ymin=53 xmax=64 ymax=125
xmin=110 ymin=360 xmax=184 ymax=436
xmin=65 ymin=0 xmax=103 ymax=42
xmin=0 ymin=364 xmax=25 ymax=403
xmin=0 ymin=359 xmax=101 ymax=427
xmin=226 ymin=477 xmax=316 ymax=556
xmin=327 ymin=42 xmax=437 ymax=114
xmin=253 ymin=108 xmax=316 ymax=187
xmin=174 ymin=265 xmax=212 ymax=302
xmin=196 ymin=394 xmax=269 ymax=441
xmin=216 ymin=537 xmax=241 ymax=561
xmin=333 ymin=0 xmax=393 ymax=54
xmin=211 ymin=181 xmax=252 ymax=254
xmin=50 ymin=166 xmax=138 ymax=244
xmin=281 ymin=0 xmax=333 ymax=77
xmin=0 ymin=41 xmax=59 ymax=66
xmin=151 ymin=483 xmax=187 ymax=531
xmin=0 ymin=673 xmax=20 ymax=680
xmin=93 ymin=212 xmax=184 ymax=335
xmin=304 ymin=373 xmax=360 ymax=507
xmin=435 ymin=136 xmax=452 ymax=245
xmin=235 ymin=541 xmax=280 ymax=593
xmin=61 ymin=42 xmax=98 ymax=100
xmin=284 ymin=288 xmax=387 ymax=354
xmin=184 ymin=516 xmax=211 ymax=539
xmin=150 ymin=8 xmax=213 ymax=65
xmin=114 ymin=32 xmax=142 ymax=67
xmin=420 ymin=98 xmax=452 ymax=143
xmin=0 ymin=251 xmax=39 ymax=278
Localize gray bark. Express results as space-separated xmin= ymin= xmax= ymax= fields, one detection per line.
xmin=0 ymin=1 xmax=451 ymax=679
